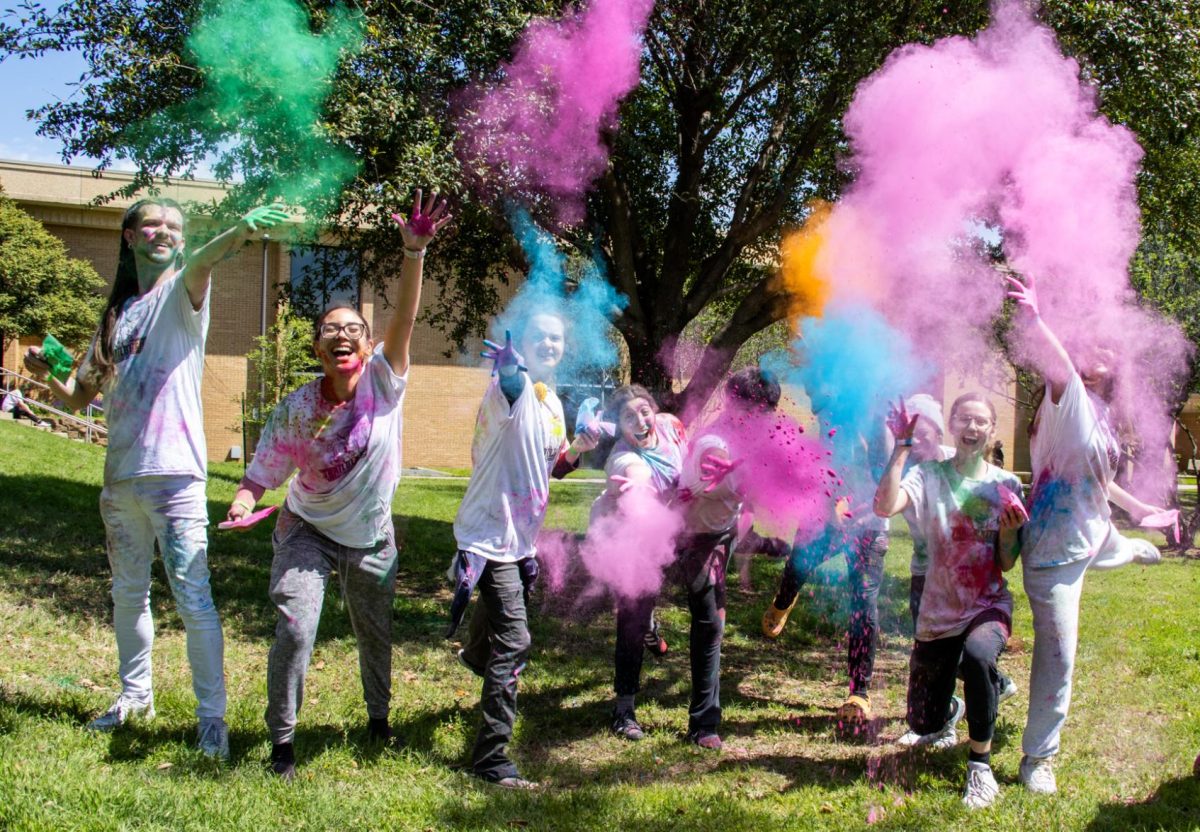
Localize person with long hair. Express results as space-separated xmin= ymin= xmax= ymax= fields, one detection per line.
xmin=451 ymin=308 xmax=599 ymax=789
xmin=1005 ymin=273 xmax=1169 ymax=795
xmin=875 ymin=392 xmax=1027 ymax=810
xmin=24 ymin=197 xmax=289 ymax=758
xmin=224 ymin=191 xmax=449 ymax=780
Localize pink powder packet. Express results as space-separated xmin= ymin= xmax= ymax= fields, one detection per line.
xmin=997 ymin=484 xmax=1029 ymax=521
xmin=1140 ymin=509 xmax=1180 ymax=540
xmin=218 ymin=504 xmax=278 ymax=531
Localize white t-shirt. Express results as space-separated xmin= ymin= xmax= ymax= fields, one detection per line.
xmin=1 ymin=388 xmax=24 ymax=412
xmin=900 ymin=459 xmax=1021 ymax=641
xmin=78 ymin=271 xmax=209 ymax=485
xmin=904 ymin=444 xmax=956 ymax=576
xmin=680 ymin=433 xmax=742 ymax=535
xmin=1022 ymin=372 xmax=1119 ymax=569
xmin=453 ymin=377 xmax=567 ymax=562
xmin=246 ymin=345 xmax=408 ymax=548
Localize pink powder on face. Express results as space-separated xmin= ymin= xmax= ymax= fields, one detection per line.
xmin=454 ymin=0 xmax=654 ymax=226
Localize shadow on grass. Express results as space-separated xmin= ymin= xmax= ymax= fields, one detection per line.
xmin=0 ymin=473 xmax=457 ymax=645
xmin=1083 ymin=775 xmax=1200 ymax=832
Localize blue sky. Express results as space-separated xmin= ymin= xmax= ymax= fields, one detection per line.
xmin=0 ymin=48 xmax=131 ymax=168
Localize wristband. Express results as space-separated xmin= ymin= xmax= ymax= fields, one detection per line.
xmin=403 ymin=247 xmax=425 ymax=260
xmin=897 ymin=439 xmax=913 ymax=447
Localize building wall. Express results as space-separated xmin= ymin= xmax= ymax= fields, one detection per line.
xmin=1 ymin=159 xmax=490 ymax=468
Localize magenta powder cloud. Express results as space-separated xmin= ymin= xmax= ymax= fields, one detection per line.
xmin=813 ymin=0 xmax=1189 ymax=494
xmin=454 ymin=0 xmax=653 ymax=226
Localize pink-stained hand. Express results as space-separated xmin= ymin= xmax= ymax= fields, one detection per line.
xmin=610 ymin=474 xmax=652 ymax=495
xmin=570 ymin=425 xmax=601 ymax=455
xmin=480 ymin=330 xmax=528 ymax=376
xmin=699 ymin=453 xmax=742 ymax=493
xmin=885 ymin=398 xmax=918 ymax=441
xmin=391 ymin=188 xmax=452 ymax=251
xmin=1004 ymin=272 xmax=1040 ymax=318
xmin=22 ymin=346 xmax=51 ymax=378
xmin=997 ymin=484 xmax=1029 ymax=529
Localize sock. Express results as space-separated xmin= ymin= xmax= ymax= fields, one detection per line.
xmin=968 ymin=748 xmax=991 ymax=766
xmin=615 ymin=694 xmax=636 ymax=714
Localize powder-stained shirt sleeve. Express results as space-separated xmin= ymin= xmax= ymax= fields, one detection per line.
xmin=368 ymin=343 xmax=408 ymax=405
xmin=170 ymin=268 xmax=209 ymax=336
xmin=245 ymin=399 xmax=299 ymax=490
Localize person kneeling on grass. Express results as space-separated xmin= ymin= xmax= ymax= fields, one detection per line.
xmin=873 ymin=392 xmax=1027 ymax=810
xmin=225 ymin=191 xmax=449 ymax=781
xmin=26 ymin=197 xmax=290 ymax=760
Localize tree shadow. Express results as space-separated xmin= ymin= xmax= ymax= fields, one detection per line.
xmin=1083 ymin=775 xmax=1200 ymax=832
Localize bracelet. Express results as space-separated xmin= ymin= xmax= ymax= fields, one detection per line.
xmin=403 ymin=247 xmax=425 ymax=260
xmin=897 ymin=439 xmax=913 ymax=447
xmin=233 ymin=499 xmax=255 ymax=513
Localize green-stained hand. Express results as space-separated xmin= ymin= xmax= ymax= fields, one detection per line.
xmin=241 ymin=203 xmax=291 ymax=233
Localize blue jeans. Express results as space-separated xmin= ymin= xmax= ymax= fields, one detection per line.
xmin=99 ymin=476 xmax=226 ymax=719
xmin=773 ymin=529 xmax=888 ymax=695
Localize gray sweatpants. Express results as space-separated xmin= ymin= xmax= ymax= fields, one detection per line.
xmin=265 ymin=507 xmax=398 ymax=745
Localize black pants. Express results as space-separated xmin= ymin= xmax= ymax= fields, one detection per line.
xmin=773 ymin=530 xmax=888 ymax=696
xmin=613 ymin=535 xmax=728 ymax=734
xmin=462 ymin=559 xmax=531 ymax=781
xmin=907 ymin=610 xmax=1009 ymax=744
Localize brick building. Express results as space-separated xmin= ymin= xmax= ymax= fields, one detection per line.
xmin=2 ymin=158 xmax=1042 ymax=472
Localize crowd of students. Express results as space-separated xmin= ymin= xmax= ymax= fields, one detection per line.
xmin=21 ymin=193 xmax=1187 ymax=809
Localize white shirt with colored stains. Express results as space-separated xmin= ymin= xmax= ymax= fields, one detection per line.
xmin=247 ymin=345 xmax=408 ymax=548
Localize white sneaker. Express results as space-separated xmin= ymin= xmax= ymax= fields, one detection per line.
xmin=962 ymin=761 xmax=1000 ymax=809
xmin=197 ymin=717 xmax=230 ymax=760
xmin=1019 ymin=754 xmax=1057 ymax=794
xmin=1130 ymin=539 xmax=1162 ymax=565
xmin=86 ymin=695 xmax=155 ymax=732
xmin=997 ymin=676 xmax=1019 ymax=706
xmin=897 ymin=695 xmax=964 ymax=749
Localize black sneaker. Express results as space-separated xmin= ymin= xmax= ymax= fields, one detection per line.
xmin=686 ymin=729 xmax=723 ymax=751
xmin=367 ymin=717 xmax=397 ymax=746
xmin=643 ymin=615 xmax=668 ymax=657
xmin=270 ymin=742 xmax=296 ymax=782
xmin=611 ymin=709 xmax=645 ymax=741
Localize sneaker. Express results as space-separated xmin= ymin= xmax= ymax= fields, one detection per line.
xmin=997 ymin=675 xmax=1019 ymax=706
xmin=962 ymin=761 xmax=1000 ymax=809
xmin=271 ymin=742 xmax=296 ymax=782
xmin=837 ymin=694 xmax=872 ymax=724
xmin=493 ymin=775 xmax=539 ymax=790
xmin=761 ymin=597 xmax=798 ymax=639
xmin=643 ymin=614 xmax=668 ymax=657
xmin=1130 ymin=539 xmax=1162 ymax=565
xmin=687 ymin=730 xmax=722 ymax=751
xmin=898 ymin=695 xmax=964 ymax=749
xmin=86 ymin=695 xmax=155 ymax=732
xmin=197 ymin=717 xmax=230 ymax=760
xmin=367 ymin=717 xmax=395 ymax=745
xmin=1019 ymin=754 xmax=1057 ymax=794
xmin=611 ymin=709 xmax=645 ymax=741
xmin=457 ymin=649 xmax=485 ymax=678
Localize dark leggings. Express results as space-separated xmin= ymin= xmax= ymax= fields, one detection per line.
xmin=773 ymin=530 xmax=888 ymax=696
xmin=907 ymin=610 xmax=1009 ymax=743
xmin=613 ymin=537 xmax=728 ymax=734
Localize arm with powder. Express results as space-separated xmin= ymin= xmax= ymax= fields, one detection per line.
xmin=1005 ymin=272 xmax=1074 ymax=404
xmin=383 ymin=190 xmax=452 ymax=375
xmin=182 ymin=203 xmax=292 ymax=309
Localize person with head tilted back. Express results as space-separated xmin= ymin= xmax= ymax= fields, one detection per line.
xmin=1004 ymin=272 xmax=1170 ymax=796
xmin=24 ymin=197 xmax=291 ymax=759
xmin=223 ymin=191 xmax=449 ymax=781
xmin=875 ymin=392 xmax=1027 ymax=810
xmin=449 ymin=306 xmax=600 ymax=791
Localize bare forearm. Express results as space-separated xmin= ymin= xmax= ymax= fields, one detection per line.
xmin=382 ymin=252 xmax=424 ymax=374
xmin=1108 ymin=481 xmax=1157 ymax=521
xmin=997 ymin=527 xmax=1021 ymax=571
xmin=873 ymin=448 xmax=911 ymax=517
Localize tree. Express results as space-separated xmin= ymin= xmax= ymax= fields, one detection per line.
xmin=3 ymin=0 xmax=1198 ymax=412
xmin=0 ymin=187 xmax=106 ymax=363
xmin=242 ymin=299 xmax=315 ymax=452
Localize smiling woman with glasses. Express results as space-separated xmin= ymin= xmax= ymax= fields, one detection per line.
xmin=224 ymin=189 xmax=451 ymax=781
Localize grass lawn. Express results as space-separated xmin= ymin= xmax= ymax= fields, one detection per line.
xmin=0 ymin=420 xmax=1197 ymax=831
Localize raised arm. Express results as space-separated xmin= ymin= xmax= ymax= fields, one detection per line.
xmin=874 ymin=399 xmax=916 ymax=517
xmin=183 ymin=203 xmax=291 ymax=309
xmin=1005 ymin=272 xmax=1075 ymax=404
xmin=384 ymin=190 xmax=452 ymax=375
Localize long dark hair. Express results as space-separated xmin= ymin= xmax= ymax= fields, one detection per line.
xmin=90 ymin=198 xmax=185 ymax=383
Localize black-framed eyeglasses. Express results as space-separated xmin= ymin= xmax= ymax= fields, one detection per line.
xmin=319 ymin=322 xmax=366 ymax=339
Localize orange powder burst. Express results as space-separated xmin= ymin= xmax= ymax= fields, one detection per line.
xmin=780 ymin=201 xmax=833 ymax=326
